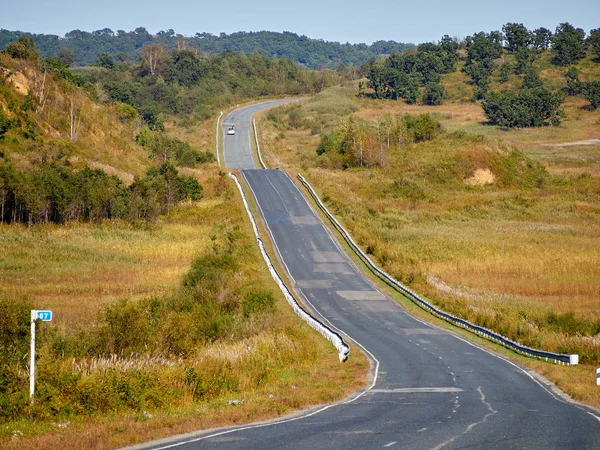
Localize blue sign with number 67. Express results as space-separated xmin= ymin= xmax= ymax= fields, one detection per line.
xmin=36 ymin=310 xmax=52 ymax=321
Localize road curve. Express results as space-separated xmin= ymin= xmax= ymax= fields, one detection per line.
xmin=221 ymin=99 xmax=300 ymax=169
xmin=136 ymin=102 xmax=600 ymax=450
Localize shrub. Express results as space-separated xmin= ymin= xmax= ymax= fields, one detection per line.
xmin=583 ymin=81 xmax=600 ymax=110
xmin=3 ymin=37 xmax=38 ymax=60
xmin=0 ymin=110 xmax=15 ymax=139
xmin=242 ymin=290 xmax=276 ymax=316
xmin=403 ymin=113 xmax=442 ymax=142
xmin=392 ymin=178 xmax=426 ymax=201
xmin=0 ymin=296 xmax=33 ymax=363
xmin=422 ymin=82 xmax=445 ymax=105
xmin=482 ymin=87 xmax=565 ymax=128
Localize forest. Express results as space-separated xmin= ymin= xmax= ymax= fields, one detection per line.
xmin=1 ymin=34 xmax=334 ymax=226
xmin=364 ymin=23 xmax=600 ymax=128
xmin=0 ymin=28 xmax=414 ymax=70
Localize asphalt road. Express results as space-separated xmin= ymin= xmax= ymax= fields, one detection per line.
xmin=136 ymin=101 xmax=600 ymax=450
xmin=222 ymin=99 xmax=300 ymax=169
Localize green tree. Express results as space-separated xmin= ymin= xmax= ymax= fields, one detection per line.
xmin=465 ymin=31 xmax=503 ymax=65
xmin=367 ymin=64 xmax=386 ymax=99
xmin=422 ymin=82 xmax=445 ymax=105
xmin=513 ymin=47 xmax=536 ymax=74
xmin=94 ymin=52 xmax=115 ymax=69
xmin=167 ymin=50 xmax=204 ymax=86
xmin=552 ymin=23 xmax=586 ymax=66
xmin=57 ymin=48 xmax=74 ymax=66
xmin=439 ymin=35 xmax=459 ymax=72
xmin=522 ymin=68 xmax=543 ymax=89
xmin=502 ymin=23 xmax=531 ymax=52
xmin=564 ymin=66 xmax=583 ymax=95
xmin=483 ymin=87 xmax=565 ymax=128
xmin=4 ymin=37 xmax=38 ymax=60
xmin=463 ymin=62 xmax=493 ymax=99
xmin=588 ymin=28 xmax=600 ymax=61
xmin=463 ymin=31 xmax=503 ymax=99
xmin=498 ymin=62 xmax=511 ymax=82
xmin=532 ymin=27 xmax=553 ymax=51
xmin=583 ymin=81 xmax=600 ymax=109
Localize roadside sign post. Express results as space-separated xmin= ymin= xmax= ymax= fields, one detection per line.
xmin=30 ymin=310 xmax=52 ymax=399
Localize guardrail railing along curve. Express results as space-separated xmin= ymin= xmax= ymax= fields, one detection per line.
xmin=215 ymin=111 xmax=223 ymax=167
xmin=297 ymin=173 xmax=578 ymax=366
xmin=229 ymin=172 xmax=350 ymax=362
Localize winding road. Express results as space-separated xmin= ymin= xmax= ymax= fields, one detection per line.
xmin=136 ymin=101 xmax=600 ymax=450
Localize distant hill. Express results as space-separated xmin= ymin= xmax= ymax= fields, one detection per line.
xmin=0 ymin=28 xmax=415 ymax=69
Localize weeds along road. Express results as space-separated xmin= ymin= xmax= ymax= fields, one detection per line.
xmin=136 ymin=101 xmax=600 ymax=450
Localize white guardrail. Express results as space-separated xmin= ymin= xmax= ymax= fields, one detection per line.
xmin=216 ymin=111 xmax=223 ymax=167
xmin=253 ymin=119 xmax=268 ymax=170
xmin=229 ymin=172 xmax=350 ymax=362
xmin=297 ymin=174 xmax=579 ymax=366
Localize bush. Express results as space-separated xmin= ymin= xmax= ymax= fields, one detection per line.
xmin=98 ymin=299 xmax=153 ymax=355
xmin=0 ymin=110 xmax=15 ymax=139
xmin=4 ymin=37 xmax=38 ymax=60
xmin=583 ymin=81 xmax=600 ymax=110
xmin=0 ymin=296 xmax=33 ymax=363
xmin=242 ymin=290 xmax=276 ymax=316
xmin=136 ymin=126 xmax=213 ymax=167
xmin=403 ymin=113 xmax=442 ymax=142
xmin=392 ymin=178 xmax=426 ymax=201
xmin=482 ymin=87 xmax=565 ymax=128
xmin=422 ymin=82 xmax=445 ymax=105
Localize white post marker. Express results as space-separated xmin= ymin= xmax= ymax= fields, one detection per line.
xmin=597 ymin=368 xmax=600 ymax=386
xmin=30 ymin=310 xmax=52 ymax=399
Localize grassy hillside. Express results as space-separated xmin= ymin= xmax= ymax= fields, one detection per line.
xmin=0 ymin=53 xmax=368 ymax=447
xmin=256 ymin=82 xmax=600 ymax=407
xmin=0 ymin=172 xmax=367 ymax=448
xmin=0 ymin=52 xmax=151 ymax=180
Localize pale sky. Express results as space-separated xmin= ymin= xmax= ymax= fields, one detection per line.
xmin=1 ymin=0 xmax=598 ymax=44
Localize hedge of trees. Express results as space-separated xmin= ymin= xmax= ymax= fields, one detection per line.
xmin=365 ymin=35 xmax=458 ymax=104
xmin=0 ymin=28 xmax=414 ymax=69
xmin=0 ymin=161 xmax=202 ymax=225
xmin=482 ymin=87 xmax=565 ymax=128
xmin=315 ymin=113 xmax=442 ymax=168
xmin=74 ymin=45 xmax=331 ymax=126
xmin=364 ymin=21 xmax=599 ymax=127
xmin=2 ymin=36 xmax=334 ymax=131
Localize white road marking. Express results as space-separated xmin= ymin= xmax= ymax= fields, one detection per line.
xmin=370 ymin=388 xmax=463 ymax=393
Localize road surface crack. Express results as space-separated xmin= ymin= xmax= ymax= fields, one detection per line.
xmin=431 ymin=386 xmax=498 ymax=450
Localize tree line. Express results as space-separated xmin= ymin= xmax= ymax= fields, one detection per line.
xmin=74 ymin=43 xmax=335 ymax=127
xmin=0 ymin=161 xmax=201 ymax=225
xmin=315 ymin=113 xmax=442 ymax=169
xmin=0 ymin=28 xmax=414 ymax=70
xmin=2 ymin=36 xmax=334 ymax=131
xmin=364 ymin=22 xmax=600 ymax=128
xmin=363 ymin=35 xmax=458 ymax=105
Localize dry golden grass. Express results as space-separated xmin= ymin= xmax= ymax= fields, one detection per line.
xmin=4 ymin=340 xmax=366 ymax=450
xmin=256 ymin=85 xmax=600 ymax=406
xmin=0 ymin=55 xmax=152 ymax=182
xmin=0 ymin=111 xmax=369 ymax=449
xmin=0 ymin=203 xmax=215 ymax=325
